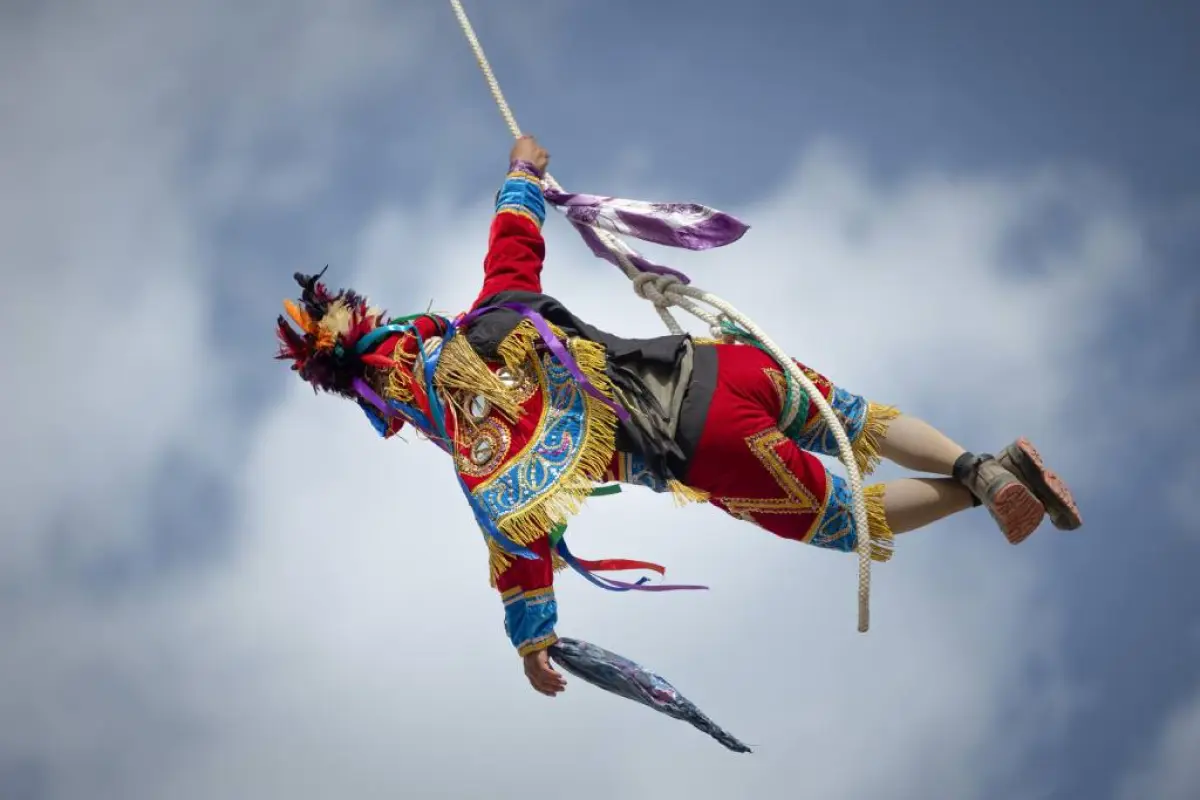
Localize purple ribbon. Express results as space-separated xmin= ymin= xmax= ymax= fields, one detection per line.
xmin=354 ymin=377 xmax=393 ymax=418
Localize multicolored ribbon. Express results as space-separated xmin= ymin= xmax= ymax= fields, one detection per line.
xmin=557 ymin=536 xmax=708 ymax=592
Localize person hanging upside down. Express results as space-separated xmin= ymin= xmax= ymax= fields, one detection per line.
xmin=275 ymin=135 xmax=1083 ymax=698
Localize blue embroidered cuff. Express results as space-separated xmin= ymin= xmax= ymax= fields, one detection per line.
xmin=495 ymin=171 xmax=546 ymax=228
xmin=502 ymin=587 xmax=559 ymax=656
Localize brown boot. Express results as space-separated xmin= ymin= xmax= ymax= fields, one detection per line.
xmin=953 ymin=452 xmax=1046 ymax=544
xmin=995 ymin=437 xmax=1083 ymax=531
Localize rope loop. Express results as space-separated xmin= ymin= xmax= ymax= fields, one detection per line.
xmin=632 ymin=272 xmax=684 ymax=307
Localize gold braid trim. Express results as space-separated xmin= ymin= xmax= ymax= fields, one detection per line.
xmin=517 ymin=633 xmax=559 ymax=657
xmin=864 ymin=482 xmax=894 ymax=563
xmin=486 ymin=335 xmax=619 ymax=584
xmin=852 ymin=402 xmax=901 ymax=477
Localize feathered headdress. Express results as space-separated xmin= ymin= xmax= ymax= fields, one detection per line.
xmin=275 ymin=267 xmax=390 ymax=398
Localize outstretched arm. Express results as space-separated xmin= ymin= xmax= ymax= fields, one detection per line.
xmin=493 ymin=533 xmax=568 ymax=696
xmin=472 ymin=137 xmax=552 ymax=306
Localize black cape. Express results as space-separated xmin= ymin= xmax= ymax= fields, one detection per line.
xmin=466 ymin=290 xmax=717 ymax=484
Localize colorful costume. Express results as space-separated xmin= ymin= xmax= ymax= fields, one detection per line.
xmin=275 ymin=161 xmax=915 ymax=658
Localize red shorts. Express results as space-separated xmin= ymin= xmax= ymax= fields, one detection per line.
xmin=610 ymin=343 xmax=896 ymax=560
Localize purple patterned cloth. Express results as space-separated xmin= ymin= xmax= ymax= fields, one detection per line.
xmin=543 ymin=188 xmax=750 ymax=284
xmin=548 ymin=637 xmax=752 ymax=753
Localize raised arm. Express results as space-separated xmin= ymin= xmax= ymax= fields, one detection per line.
xmin=472 ymin=137 xmax=552 ymax=307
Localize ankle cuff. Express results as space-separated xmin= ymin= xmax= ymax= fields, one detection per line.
xmin=953 ymin=452 xmax=988 ymax=507
xmin=952 ymin=452 xmax=979 ymax=482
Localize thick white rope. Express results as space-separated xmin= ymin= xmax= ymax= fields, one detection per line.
xmin=448 ymin=0 xmax=874 ymax=632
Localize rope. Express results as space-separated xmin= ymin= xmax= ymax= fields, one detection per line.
xmin=447 ymin=0 xmax=874 ymax=633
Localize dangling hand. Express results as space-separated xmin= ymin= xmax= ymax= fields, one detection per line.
xmin=511 ymin=135 xmax=550 ymax=174
xmin=523 ymin=648 xmax=567 ymax=696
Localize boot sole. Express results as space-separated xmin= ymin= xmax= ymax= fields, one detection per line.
xmin=990 ymin=481 xmax=1045 ymax=545
xmin=1010 ymin=437 xmax=1083 ymax=531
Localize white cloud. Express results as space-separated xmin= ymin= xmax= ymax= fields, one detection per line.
xmin=0 ymin=3 xmax=1158 ymax=799
xmin=1118 ymin=684 xmax=1200 ymax=800
xmin=0 ymin=0 xmax=439 ymax=576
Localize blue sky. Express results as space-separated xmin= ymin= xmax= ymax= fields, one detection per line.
xmin=2 ymin=1 xmax=1197 ymax=798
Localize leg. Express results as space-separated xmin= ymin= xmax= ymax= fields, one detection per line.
xmin=750 ymin=347 xmax=1049 ymax=544
xmin=689 ymin=423 xmax=899 ymax=562
xmin=878 ymin=478 xmax=974 ymax=534
xmin=876 ymin=417 xmax=1083 ymax=533
xmin=683 ymin=345 xmax=896 ymax=560
xmin=877 ymin=414 xmax=968 ymax=475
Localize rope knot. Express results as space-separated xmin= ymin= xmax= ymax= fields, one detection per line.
xmin=632 ymin=272 xmax=683 ymax=307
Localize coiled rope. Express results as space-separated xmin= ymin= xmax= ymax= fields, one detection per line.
xmin=448 ymin=0 xmax=874 ymax=633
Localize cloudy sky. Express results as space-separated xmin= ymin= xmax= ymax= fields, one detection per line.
xmin=3 ymin=1 xmax=1198 ymax=798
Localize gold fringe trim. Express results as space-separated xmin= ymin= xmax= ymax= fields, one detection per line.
xmin=487 ymin=541 xmax=512 ymax=586
xmin=864 ymin=482 xmax=894 ymax=563
xmin=853 ymin=402 xmax=901 ymax=477
xmin=667 ymin=479 xmax=710 ymax=506
xmin=488 ymin=543 xmax=572 ymax=586
xmin=433 ymin=334 xmax=524 ymax=423
xmin=495 ymin=318 xmax=567 ymax=373
xmin=383 ymin=355 xmax=416 ymax=405
xmin=486 ymin=335 xmax=619 ymax=583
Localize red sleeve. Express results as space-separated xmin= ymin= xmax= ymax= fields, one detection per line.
xmin=472 ymin=211 xmax=545 ymax=308
xmin=494 ymin=534 xmax=559 ymax=656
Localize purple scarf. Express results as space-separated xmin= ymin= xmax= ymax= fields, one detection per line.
xmin=544 ymin=188 xmax=749 ymax=283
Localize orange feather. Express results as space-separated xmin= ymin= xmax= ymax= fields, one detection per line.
xmin=283 ymin=299 xmax=316 ymax=335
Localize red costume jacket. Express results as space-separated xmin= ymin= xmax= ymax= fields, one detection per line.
xmin=366 ymin=169 xmax=602 ymax=656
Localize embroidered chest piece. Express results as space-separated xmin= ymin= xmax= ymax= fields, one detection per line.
xmin=457 ymin=358 xmax=539 ymax=478
xmin=462 ymin=418 xmax=511 ymax=475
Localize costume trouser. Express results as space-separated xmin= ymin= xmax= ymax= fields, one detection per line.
xmin=611 ymin=344 xmax=899 ymax=561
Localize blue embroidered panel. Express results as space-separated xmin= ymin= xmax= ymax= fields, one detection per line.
xmin=789 ymin=386 xmax=868 ymax=457
xmin=473 ymin=353 xmax=591 ymax=521
xmin=808 ymin=472 xmax=858 ymax=553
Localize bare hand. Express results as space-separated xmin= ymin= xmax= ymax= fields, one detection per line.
xmin=523 ymin=649 xmax=567 ymax=697
xmin=511 ymin=135 xmax=549 ymax=174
